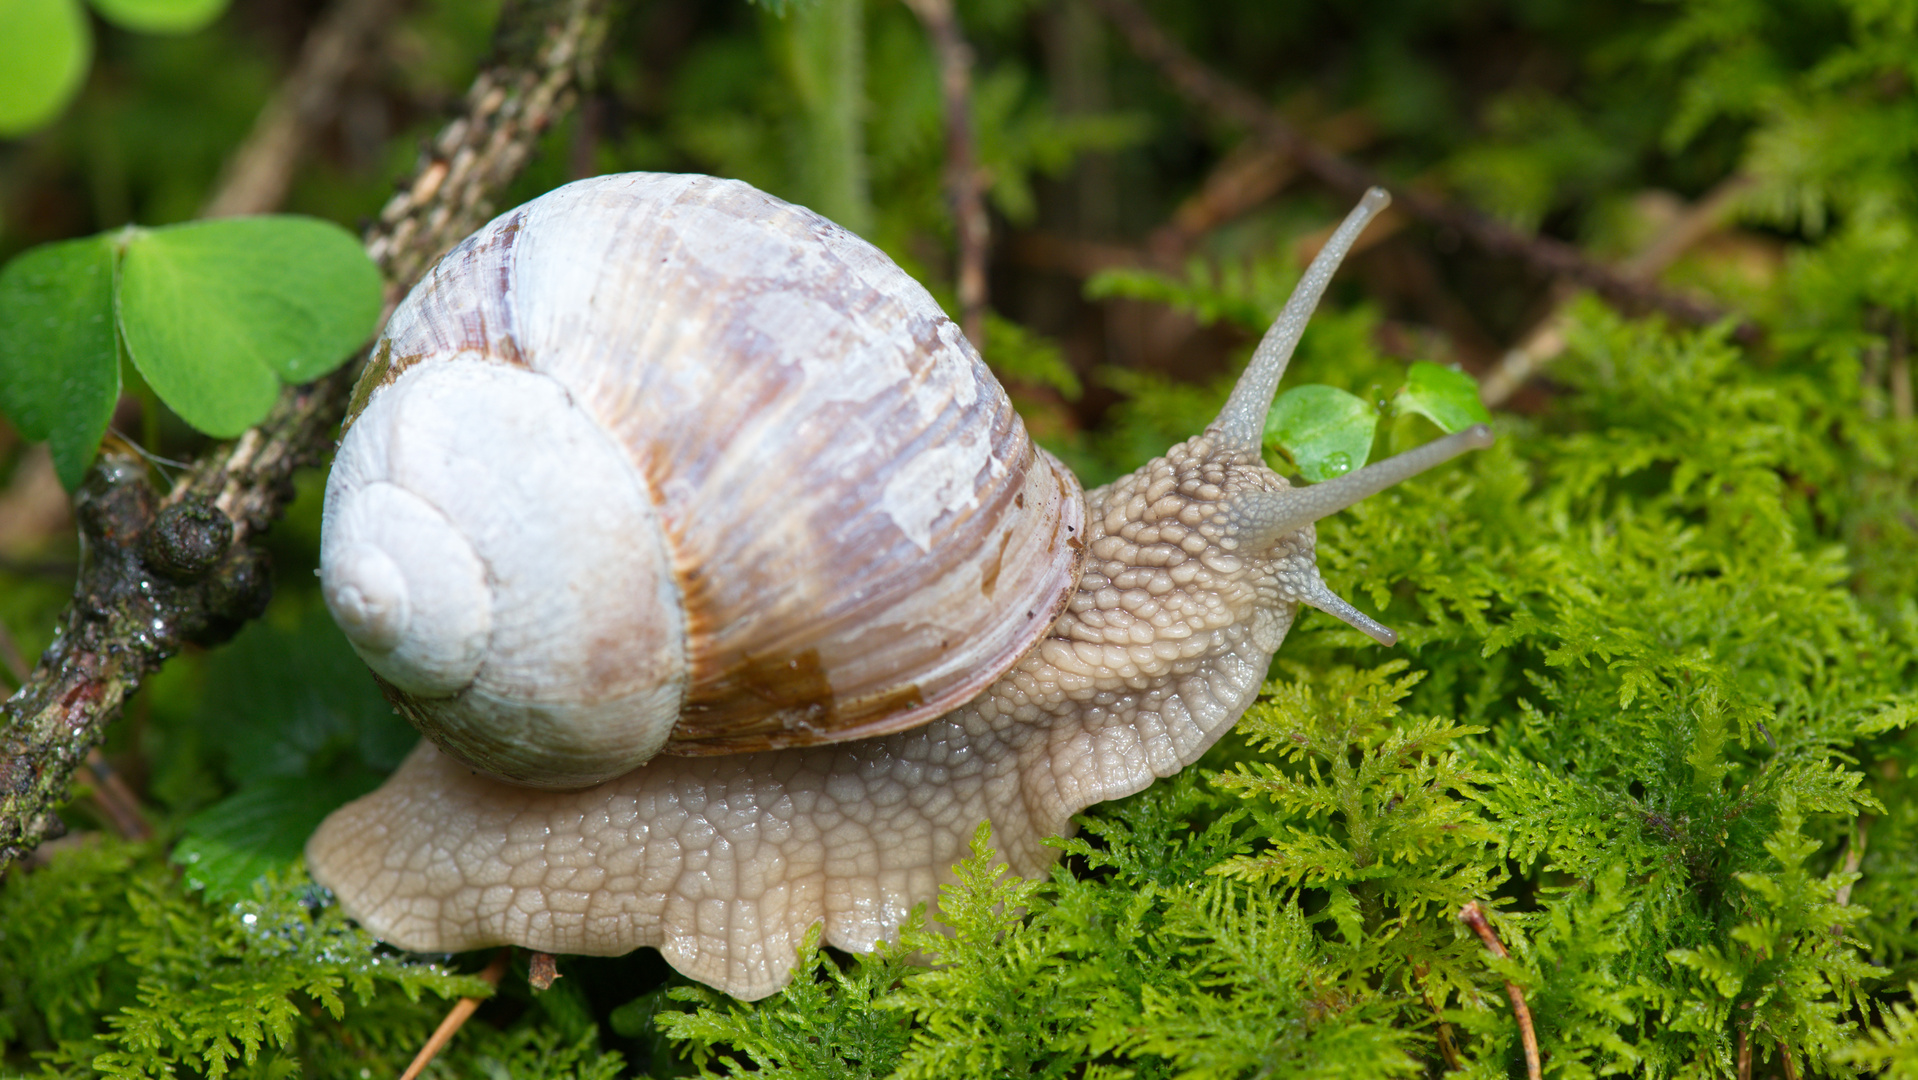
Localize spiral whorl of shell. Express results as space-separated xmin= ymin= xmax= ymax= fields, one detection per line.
xmin=320 ymin=173 xmax=1086 ymax=789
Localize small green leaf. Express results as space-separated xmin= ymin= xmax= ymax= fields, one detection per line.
xmin=117 ymin=216 xmax=383 ymax=438
xmin=87 ymin=0 xmax=229 ymax=34
xmin=200 ymin=604 xmax=417 ymax=788
xmin=1393 ymin=360 xmax=1491 ymax=433
xmin=173 ymin=774 xmax=382 ymax=900
xmin=0 ymin=0 xmax=90 ymax=136
xmin=1264 ymin=384 xmax=1379 ymax=482
xmin=171 ymin=607 xmax=411 ymax=901
xmin=0 ymin=234 xmax=120 ymax=489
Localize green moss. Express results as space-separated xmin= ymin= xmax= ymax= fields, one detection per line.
xmin=5 ymin=0 xmax=1918 ymax=1075
xmin=0 ymin=842 xmax=488 ymax=1077
xmin=656 ymin=301 xmax=1918 ymax=1078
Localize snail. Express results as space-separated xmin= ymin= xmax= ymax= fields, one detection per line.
xmin=306 ymin=172 xmax=1493 ymax=1000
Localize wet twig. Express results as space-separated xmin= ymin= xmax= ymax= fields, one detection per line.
xmin=0 ymin=0 xmax=610 ymax=873
xmin=1460 ymin=901 xmax=1541 ymax=1080
xmin=901 ymin=0 xmax=989 ymax=350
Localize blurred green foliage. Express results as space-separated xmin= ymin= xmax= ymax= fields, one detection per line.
xmin=0 ymin=0 xmax=233 ymax=138
xmin=2 ymin=0 xmax=1917 ymax=1075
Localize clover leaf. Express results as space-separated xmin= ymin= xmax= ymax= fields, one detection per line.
xmin=0 ymin=217 xmax=382 ymax=488
xmin=1394 ymin=360 xmax=1492 ymax=433
xmin=1264 ymin=384 xmax=1379 ymax=482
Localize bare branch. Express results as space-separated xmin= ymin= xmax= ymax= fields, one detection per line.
xmin=201 ymin=0 xmax=403 ymax=218
xmin=0 ymin=0 xmax=611 ymax=873
xmin=1088 ymin=0 xmax=1750 ymax=338
xmin=1480 ymin=174 xmax=1753 ymax=406
xmin=900 ymin=0 xmax=989 ymax=350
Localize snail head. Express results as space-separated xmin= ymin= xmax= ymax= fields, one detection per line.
xmin=1200 ymin=187 xmax=1495 ymax=647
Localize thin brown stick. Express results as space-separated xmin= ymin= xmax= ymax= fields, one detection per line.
xmin=900 ymin=0 xmax=989 ymax=350
xmin=78 ymin=748 xmax=151 ymax=840
xmin=1460 ymin=902 xmax=1541 ymax=1080
xmin=0 ymin=617 xmax=26 ymax=688
xmin=1737 ymin=1023 xmax=1752 ymax=1080
xmin=1835 ymin=815 xmax=1871 ymax=908
xmin=1891 ymin=318 xmax=1913 ymax=423
xmin=1413 ymin=965 xmax=1463 ymax=1070
xmin=1149 ymin=110 xmax=1377 ymax=263
xmin=1088 ymin=0 xmax=1746 ymax=339
xmin=399 ymin=949 xmax=511 ymax=1080
xmin=1480 ymin=174 xmax=1754 ymax=406
xmin=203 ymin=0 xmax=404 ymax=218
xmin=0 ymin=0 xmax=610 ymax=872
xmin=1008 ymin=110 xmax=1376 ymax=279
xmin=1779 ymin=1041 xmax=1800 ymax=1080
xmin=1616 ymin=176 xmax=1754 ymax=281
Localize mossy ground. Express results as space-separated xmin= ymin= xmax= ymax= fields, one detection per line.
xmin=3 ymin=0 xmax=1918 ymax=1076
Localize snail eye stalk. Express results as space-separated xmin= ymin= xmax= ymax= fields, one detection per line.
xmin=1224 ymin=424 xmax=1495 ymax=551
xmin=1209 ymin=186 xmax=1392 ymax=451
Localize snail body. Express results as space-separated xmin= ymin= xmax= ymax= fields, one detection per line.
xmin=308 ymin=174 xmax=1493 ymax=999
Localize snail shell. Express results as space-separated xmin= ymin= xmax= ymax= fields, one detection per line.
xmin=320 ymin=173 xmax=1086 ymax=790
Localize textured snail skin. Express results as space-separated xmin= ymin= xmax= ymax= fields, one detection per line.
xmin=307 ymin=179 xmax=1492 ymax=1000
xmin=308 ymin=434 xmax=1310 ymax=999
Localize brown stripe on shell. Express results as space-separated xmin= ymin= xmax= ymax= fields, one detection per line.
xmin=344 ymin=208 xmax=534 ymax=429
xmin=519 ymin=175 xmax=1086 ymax=752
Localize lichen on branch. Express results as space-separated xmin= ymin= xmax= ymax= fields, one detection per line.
xmin=0 ymin=0 xmax=612 ymax=872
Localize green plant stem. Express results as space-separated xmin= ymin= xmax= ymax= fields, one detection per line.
xmin=0 ymin=0 xmax=612 ymax=873
xmin=781 ymin=0 xmax=872 ymax=238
